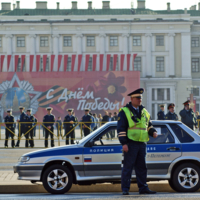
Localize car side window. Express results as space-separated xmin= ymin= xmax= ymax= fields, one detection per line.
xmin=169 ymin=124 xmax=194 ymax=143
xmin=147 ymin=125 xmax=174 ymax=144
xmin=93 ymin=127 xmax=120 ymax=146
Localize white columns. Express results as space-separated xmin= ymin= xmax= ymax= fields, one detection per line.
xmin=181 ymin=32 xmax=191 ymax=78
xmin=99 ymin=33 xmax=106 ymax=54
xmin=145 ymin=33 xmax=152 ymax=76
xmin=5 ymin=34 xmax=13 ymax=55
xmin=168 ymin=33 xmax=175 ymax=77
xmin=29 ymin=34 xmax=36 ymax=55
xmin=76 ymin=33 xmax=83 ymax=54
xmin=122 ymin=34 xmax=129 ymax=71
xmin=52 ymin=34 xmax=60 ymax=71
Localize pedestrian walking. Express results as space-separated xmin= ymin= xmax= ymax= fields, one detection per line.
xmin=56 ymin=117 xmax=62 ymax=137
xmin=15 ymin=106 xmax=27 ymax=147
xmin=81 ymin=109 xmax=93 ymax=137
xmin=25 ymin=108 xmax=35 ymax=148
xmin=179 ymin=100 xmax=197 ymax=130
xmin=117 ymin=88 xmax=157 ymax=195
xmin=165 ymin=103 xmax=178 ymax=120
xmin=4 ymin=109 xmax=15 ymax=148
xmin=64 ymin=109 xmax=77 ymax=145
xmin=157 ymin=104 xmax=165 ymax=120
xmin=43 ymin=107 xmax=55 ymax=148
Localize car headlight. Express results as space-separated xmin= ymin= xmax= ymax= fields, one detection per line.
xmin=18 ymin=156 xmax=30 ymax=162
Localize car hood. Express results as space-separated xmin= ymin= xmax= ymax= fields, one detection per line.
xmin=23 ymin=145 xmax=83 ymax=158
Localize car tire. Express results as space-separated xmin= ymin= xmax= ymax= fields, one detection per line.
xmin=42 ymin=164 xmax=73 ymax=194
xmin=171 ymin=163 xmax=200 ymax=192
xmin=168 ymin=179 xmax=176 ymax=191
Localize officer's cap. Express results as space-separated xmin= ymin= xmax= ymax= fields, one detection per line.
xmin=7 ymin=109 xmax=12 ymax=112
xmin=46 ymin=107 xmax=53 ymax=111
xmin=67 ymin=108 xmax=74 ymax=112
xmin=26 ymin=108 xmax=32 ymax=112
xmin=19 ymin=106 xmax=25 ymax=109
xmin=168 ymin=103 xmax=175 ymax=110
xmin=159 ymin=104 xmax=165 ymax=108
xmin=84 ymin=108 xmax=90 ymax=111
xmin=183 ymin=100 xmax=190 ymax=106
xmin=127 ymin=88 xmax=144 ymax=98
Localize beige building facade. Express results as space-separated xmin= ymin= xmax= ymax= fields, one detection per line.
xmin=1 ymin=0 xmax=200 ymax=119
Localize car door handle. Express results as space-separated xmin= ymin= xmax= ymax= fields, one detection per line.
xmin=167 ymin=147 xmax=180 ymax=151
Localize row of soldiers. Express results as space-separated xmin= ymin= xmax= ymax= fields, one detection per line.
xmin=157 ymin=100 xmax=197 ymax=130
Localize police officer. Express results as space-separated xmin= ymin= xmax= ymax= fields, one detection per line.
xmin=157 ymin=104 xmax=165 ymax=120
xmin=4 ymin=109 xmax=15 ymax=148
xmin=16 ymin=106 xmax=27 ymax=147
xmin=25 ymin=108 xmax=35 ymax=148
xmin=165 ymin=103 xmax=178 ymax=120
xmin=179 ymin=100 xmax=197 ymax=130
xmin=81 ymin=109 xmax=93 ymax=137
xmin=43 ymin=107 xmax=55 ymax=148
xmin=64 ymin=109 xmax=77 ymax=145
xmin=117 ymin=88 xmax=158 ymax=195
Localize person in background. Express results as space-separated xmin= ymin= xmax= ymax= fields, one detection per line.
xmin=98 ymin=114 xmax=103 ymax=126
xmin=179 ymin=100 xmax=197 ymax=130
xmin=56 ymin=117 xmax=62 ymax=137
xmin=165 ymin=104 xmax=178 ymax=121
xmin=106 ymin=112 xmax=114 ymax=140
xmin=33 ymin=115 xmax=37 ymax=137
xmin=93 ymin=113 xmax=99 ymax=131
xmin=157 ymin=104 xmax=166 ymax=120
xmin=89 ymin=112 xmax=95 ymax=131
xmin=102 ymin=111 xmax=109 ymax=125
xmin=113 ymin=112 xmax=118 ymax=121
xmin=81 ymin=109 xmax=93 ymax=137
xmin=196 ymin=111 xmax=200 ymax=128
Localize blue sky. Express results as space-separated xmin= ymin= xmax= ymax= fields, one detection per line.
xmin=1 ymin=0 xmax=200 ymax=10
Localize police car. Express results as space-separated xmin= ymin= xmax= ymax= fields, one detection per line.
xmin=14 ymin=121 xmax=200 ymax=194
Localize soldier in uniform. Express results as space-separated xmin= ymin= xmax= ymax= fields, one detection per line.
xmin=179 ymin=100 xmax=197 ymax=130
xmin=43 ymin=107 xmax=55 ymax=148
xmin=64 ymin=109 xmax=77 ymax=145
xmin=16 ymin=106 xmax=27 ymax=147
xmin=81 ymin=109 xmax=93 ymax=137
xmin=4 ymin=109 xmax=15 ymax=148
xmin=157 ymin=104 xmax=165 ymax=120
xmin=117 ymin=88 xmax=157 ymax=195
xmin=25 ymin=108 xmax=35 ymax=148
xmin=165 ymin=103 xmax=178 ymax=120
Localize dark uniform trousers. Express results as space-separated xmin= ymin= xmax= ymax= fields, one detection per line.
xmin=122 ymin=140 xmax=148 ymax=193
xmin=83 ymin=128 xmax=90 ymax=137
xmin=45 ymin=127 xmax=54 ymax=147
xmin=16 ymin=112 xmax=26 ymax=147
xmin=65 ymin=127 xmax=75 ymax=145
xmin=5 ymin=127 xmax=15 ymax=147
xmin=25 ymin=127 xmax=34 ymax=147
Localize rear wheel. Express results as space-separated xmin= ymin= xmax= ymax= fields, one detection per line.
xmin=42 ymin=164 xmax=73 ymax=194
xmin=171 ymin=163 xmax=200 ymax=192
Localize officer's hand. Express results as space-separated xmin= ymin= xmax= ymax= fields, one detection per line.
xmin=153 ymin=132 xmax=158 ymax=138
xmin=122 ymin=144 xmax=128 ymax=153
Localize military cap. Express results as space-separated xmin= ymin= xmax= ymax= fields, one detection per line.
xmin=19 ymin=106 xmax=25 ymax=109
xmin=46 ymin=107 xmax=53 ymax=111
xmin=159 ymin=104 xmax=165 ymax=108
xmin=26 ymin=108 xmax=32 ymax=112
xmin=183 ymin=100 xmax=190 ymax=106
xmin=84 ymin=108 xmax=90 ymax=111
xmin=67 ymin=108 xmax=74 ymax=112
xmin=168 ymin=103 xmax=175 ymax=110
xmin=128 ymin=88 xmax=144 ymax=98
xmin=7 ymin=109 xmax=12 ymax=112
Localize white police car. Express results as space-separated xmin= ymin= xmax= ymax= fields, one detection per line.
xmin=14 ymin=121 xmax=200 ymax=194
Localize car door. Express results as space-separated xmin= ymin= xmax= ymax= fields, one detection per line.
xmin=146 ymin=124 xmax=182 ymax=176
xmin=83 ymin=126 xmax=122 ymax=177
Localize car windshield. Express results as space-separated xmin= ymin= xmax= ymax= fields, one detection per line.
xmin=78 ymin=123 xmax=111 ymax=144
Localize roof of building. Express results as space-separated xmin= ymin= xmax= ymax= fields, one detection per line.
xmin=0 ymin=8 xmax=199 ymax=16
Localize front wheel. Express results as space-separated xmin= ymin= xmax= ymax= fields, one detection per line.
xmin=42 ymin=164 xmax=73 ymax=194
xmin=171 ymin=163 xmax=200 ymax=192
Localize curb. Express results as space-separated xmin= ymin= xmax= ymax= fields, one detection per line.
xmin=0 ymin=182 xmax=175 ymax=194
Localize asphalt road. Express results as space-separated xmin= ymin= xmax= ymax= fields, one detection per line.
xmin=1 ymin=193 xmax=200 ymax=200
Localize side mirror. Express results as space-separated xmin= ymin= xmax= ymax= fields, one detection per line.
xmin=88 ymin=140 xmax=94 ymax=147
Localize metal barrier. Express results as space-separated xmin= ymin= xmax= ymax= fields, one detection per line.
xmin=0 ymin=121 xmax=108 ymax=148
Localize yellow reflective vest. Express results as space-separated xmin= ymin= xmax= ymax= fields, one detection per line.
xmin=120 ymin=107 xmax=151 ymax=142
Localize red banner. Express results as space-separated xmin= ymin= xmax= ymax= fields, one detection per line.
xmin=113 ymin=54 xmax=118 ymax=71
xmin=0 ymin=55 xmax=5 ymax=72
xmin=43 ymin=55 xmax=47 ymax=72
xmin=58 ymin=55 xmax=62 ymax=71
xmin=30 ymin=55 xmax=34 ymax=72
xmin=7 ymin=55 xmax=12 ymax=71
xmin=106 ymin=54 xmax=111 ymax=71
xmin=120 ymin=54 xmax=125 ymax=71
xmin=0 ymin=71 xmax=140 ymax=122
xmin=78 ymin=55 xmax=82 ymax=72
xmin=21 ymin=55 xmax=25 ymax=72
xmin=36 ymin=55 xmax=40 ymax=72
xmin=15 ymin=55 xmax=19 ymax=72
xmin=64 ymin=55 xmax=68 ymax=72
xmin=92 ymin=54 xmax=97 ymax=71
xmin=71 ymin=55 xmax=76 ymax=71
xmin=51 ymin=55 xmax=55 ymax=72
xmin=85 ymin=55 xmax=90 ymax=72
xmin=100 ymin=54 xmax=104 ymax=71
xmin=127 ymin=54 xmax=131 ymax=71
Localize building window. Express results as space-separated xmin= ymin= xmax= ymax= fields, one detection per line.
xmin=87 ymin=36 xmax=95 ymax=47
xmin=40 ymin=36 xmax=48 ymax=47
xmin=156 ymin=57 xmax=164 ymax=72
xmin=109 ymin=57 xmax=113 ymax=71
xmin=17 ymin=37 xmax=25 ymax=47
xmin=192 ymin=37 xmax=199 ymax=47
xmin=193 ymin=87 xmax=200 ymax=96
xmin=157 ymin=89 xmax=165 ymax=101
xmin=134 ymin=57 xmax=141 ymax=71
xmin=156 ymin=35 xmax=164 ymax=46
xmin=63 ymin=36 xmax=72 ymax=47
xmin=88 ymin=57 xmax=93 ymax=71
xmin=192 ymin=58 xmax=199 ymax=72
xmin=110 ymin=36 xmax=118 ymax=46
xmin=133 ymin=36 xmax=141 ymax=46
xmin=0 ymin=37 xmax=2 ymax=47
xmin=67 ymin=57 xmax=71 ymax=71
